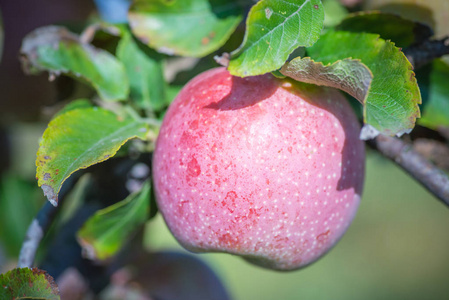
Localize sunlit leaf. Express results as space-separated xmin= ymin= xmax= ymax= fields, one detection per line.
xmin=36 ymin=108 xmax=150 ymax=206
xmin=129 ymin=0 xmax=242 ymax=57
xmin=418 ymin=59 xmax=449 ymax=129
xmin=21 ymin=26 xmax=129 ymax=101
xmin=0 ymin=268 xmax=60 ymax=300
xmin=281 ymin=57 xmax=372 ymax=102
xmin=77 ymin=181 xmax=151 ymax=260
xmin=307 ymin=30 xmax=421 ymax=137
xmin=117 ymin=31 xmax=167 ymax=111
xmin=337 ymin=11 xmax=433 ymax=48
xmin=228 ymin=0 xmax=324 ymax=77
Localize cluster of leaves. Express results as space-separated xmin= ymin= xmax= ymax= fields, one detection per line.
xmin=2 ymin=0 xmax=449 ymax=297
xmin=22 ymin=0 xmax=424 ymax=204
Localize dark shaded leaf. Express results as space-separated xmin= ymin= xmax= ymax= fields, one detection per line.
xmin=337 ymin=11 xmax=433 ymax=47
xmin=363 ymin=0 xmax=449 ymax=38
xmin=103 ymin=251 xmax=230 ymax=300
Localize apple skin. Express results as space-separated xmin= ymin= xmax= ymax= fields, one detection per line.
xmin=152 ymin=67 xmax=365 ymax=270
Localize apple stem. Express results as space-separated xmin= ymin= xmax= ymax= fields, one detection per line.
xmin=369 ymin=135 xmax=449 ymax=207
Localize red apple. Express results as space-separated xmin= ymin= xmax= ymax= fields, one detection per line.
xmin=152 ymin=67 xmax=365 ymax=270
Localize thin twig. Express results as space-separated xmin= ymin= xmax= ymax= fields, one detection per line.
xmin=369 ymin=135 xmax=449 ymax=207
xmin=18 ymin=202 xmax=58 ymax=268
xmin=18 ymin=174 xmax=81 ymax=268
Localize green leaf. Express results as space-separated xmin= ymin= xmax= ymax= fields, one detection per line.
xmin=418 ymin=59 xmax=449 ymax=129
xmin=0 ymin=175 xmax=43 ymax=256
xmin=280 ymin=57 xmax=373 ymax=102
xmin=307 ymin=30 xmax=421 ymax=137
xmin=0 ymin=268 xmax=60 ymax=300
xmin=21 ymin=26 xmax=129 ymax=101
xmin=77 ymin=181 xmax=151 ymax=260
xmin=227 ymin=0 xmax=324 ymax=77
xmin=128 ymin=0 xmax=243 ymax=57
xmin=117 ymin=31 xmax=167 ymax=112
xmin=336 ymin=11 xmax=433 ymax=48
xmin=36 ymin=108 xmax=150 ymax=206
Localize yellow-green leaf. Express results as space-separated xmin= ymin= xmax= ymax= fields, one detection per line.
xmin=36 ymin=108 xmax=150 ymax=206
xmin=0 ymin=268 xmax=60 ymax=300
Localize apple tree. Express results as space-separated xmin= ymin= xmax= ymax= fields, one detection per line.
xmin=1 ymin=0 xmax=449 ymax=298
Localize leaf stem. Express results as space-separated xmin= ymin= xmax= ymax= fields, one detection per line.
xmin=124 ymin=105 xmax=162 ymax=127
xmin=124 ymin=105 xmax=143 ymax=122
xmin=141 ymin=118 xmax=162 ymax=127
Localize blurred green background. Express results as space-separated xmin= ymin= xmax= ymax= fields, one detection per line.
xmin=145 ymin=152 xmax=449 ymax=300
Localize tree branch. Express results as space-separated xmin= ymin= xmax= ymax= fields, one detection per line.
xmin=18 ymin=174 xmax=81 ymax=268
xmin=18 ymin=202 xmax=58 ymax=268
xmin=368 ymin=135 xmax=449 ymax=207
xmin=412 ymin=139 xmax=449 ymax=171
xmin=404 ymin=37 xmax=449 ymax=69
